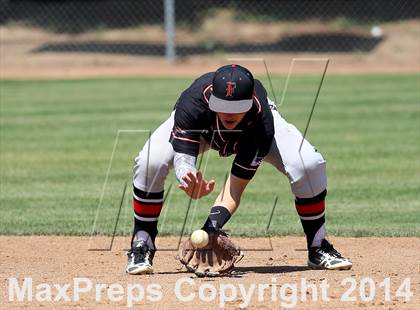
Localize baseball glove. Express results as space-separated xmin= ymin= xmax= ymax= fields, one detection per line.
xmin=178 ymin=230 xmax=244 ymax=277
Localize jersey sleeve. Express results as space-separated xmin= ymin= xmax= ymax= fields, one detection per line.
xmin=253 ymin=79 xmax=275 ymax=158
xmin=231 ymin=80 xmax=275 ymax=180
xmin=231 ymin=155 xmax=260 ymax=180
xmin=169 ymin=73 xmax=214 ymax=156
xmin=169 ymin=106 xmax=202 ymax=156
xmin=230 ymin=134 xmax=266 ymax=180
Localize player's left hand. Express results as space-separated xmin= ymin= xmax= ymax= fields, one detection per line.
xmin=178 ymin=171 xmax=215 ymax=199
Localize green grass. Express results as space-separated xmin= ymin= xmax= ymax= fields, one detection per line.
xmin=0 ymin=74 xmax=419 ymax=237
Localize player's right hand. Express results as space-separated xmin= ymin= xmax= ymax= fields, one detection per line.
xmin=178 ymin=171 xmax=215 ymax=199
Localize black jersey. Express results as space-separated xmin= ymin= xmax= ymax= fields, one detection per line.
xmin=169 ymin=72 xmax=274 ymax=180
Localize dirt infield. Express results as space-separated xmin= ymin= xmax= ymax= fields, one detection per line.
xmin=1 ymin=236 xmax=418 ymax=309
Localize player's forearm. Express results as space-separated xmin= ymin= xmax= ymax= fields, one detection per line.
xmin=173 ymin=152 xmax=197 ymax=185
xmin=202 ymin=175 xmax=248 ymax=232
xmin=214 ymin=188 xmax=240 ymax=214
xmin=214 ymin=174 xmax=248 ymax=215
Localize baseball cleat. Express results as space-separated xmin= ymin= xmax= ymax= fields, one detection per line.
xmin=126 ymin=240 xmax=155 ymax=275
xmin=308 ymin=239 xmax=352 ymax=270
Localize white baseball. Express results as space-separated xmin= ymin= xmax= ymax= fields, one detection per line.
xmin=190 ymin=229 xmax=209 ymax=248
xmin=370 ymin=26 xmax=383 ymax=38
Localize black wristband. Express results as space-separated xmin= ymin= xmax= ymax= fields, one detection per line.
xmin=202 ymin=206 xmax=232 ymax=232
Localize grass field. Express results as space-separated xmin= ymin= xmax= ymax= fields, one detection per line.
xmin=0 ymin=74 xmax=419 ymax=237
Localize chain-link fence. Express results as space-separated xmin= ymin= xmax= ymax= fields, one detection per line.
xmin=1 ymin=0 xmax=419 ymax=75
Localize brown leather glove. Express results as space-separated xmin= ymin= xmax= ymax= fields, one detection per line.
xmin=178 ymin=231 xmax=244 ymax=277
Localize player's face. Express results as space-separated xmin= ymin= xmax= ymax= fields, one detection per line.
xmin=217 ymin=112 xmax=246 ymax=129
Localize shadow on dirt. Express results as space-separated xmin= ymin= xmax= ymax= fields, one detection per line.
xmin=234 ymin=265 xmax=311 ymax=275
xmin=144 ymin=265 xmax=311 ymax=277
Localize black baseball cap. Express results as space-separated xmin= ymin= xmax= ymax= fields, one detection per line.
xmin=209 ymin=64 xmax=254 ymax=113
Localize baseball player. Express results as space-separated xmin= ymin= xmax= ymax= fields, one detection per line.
xmin=126 ymin=64 xmax=352 ymax=276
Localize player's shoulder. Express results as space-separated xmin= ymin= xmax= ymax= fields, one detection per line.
xmin=178 ymin=72 xmax=214 ymax=103
xmin=248 ymin=78 xmax=269 ymax=115
xmin=254 ymin=78 xmax=268 ymax=98
xmin=174 ymin=72 xmax=215 ymax=123
xmin=188 ymin=72 xmax=214 ymax=95
xmin=193 ymin=71 xmax=215 ymax=85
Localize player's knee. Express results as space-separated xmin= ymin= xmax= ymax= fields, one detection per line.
xmin=289 ymin=151 xmax=325 ymax=176
xmin=288 ymin=152 xmax=327 ymax=198
xmin=133 ymin=149 xmax=172 ymax=191
xmin=302 ymin=152 xmax=325 ymax=175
